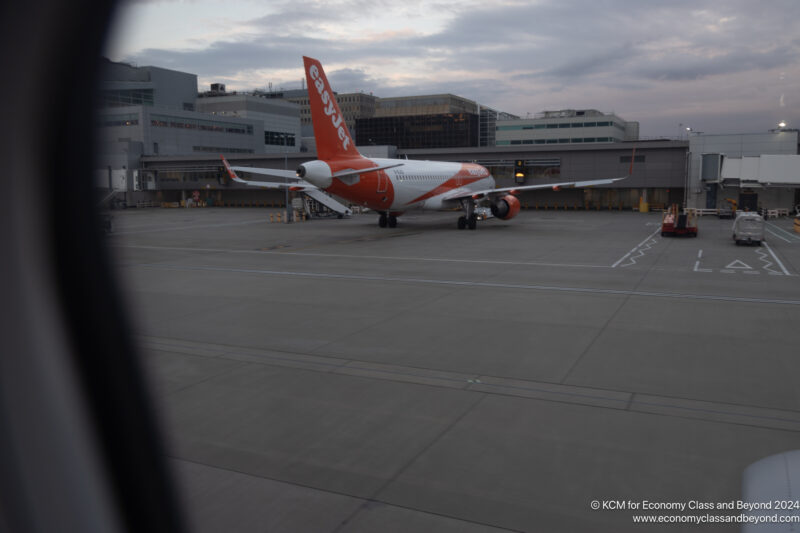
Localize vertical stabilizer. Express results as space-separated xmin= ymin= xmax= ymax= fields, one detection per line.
xmin=303 ymin=56 xmax=362 ymax=161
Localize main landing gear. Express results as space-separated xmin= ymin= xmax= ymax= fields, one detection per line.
xmin=457 ymin=200 xmax=477 ymax=230
xmin=457 ymin=214 xmax=477 ymax=230
xmin=378 ymin=212 xmax=397 ymax=228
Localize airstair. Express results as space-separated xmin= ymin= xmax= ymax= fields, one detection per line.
xmin=302 ymin=188 xmax=352 ymax=218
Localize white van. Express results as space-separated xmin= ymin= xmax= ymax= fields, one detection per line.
xmin=732 ymin=212 xmax=765 ymax=245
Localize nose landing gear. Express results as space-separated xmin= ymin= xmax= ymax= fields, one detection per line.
xmin=378 ymin=212 xmax=397 ymax=228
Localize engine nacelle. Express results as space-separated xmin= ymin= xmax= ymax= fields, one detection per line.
xmin=490 ymin=195 xmax=521 ymax=220
xmin=296 ymin=160 xmax=332 ymax=188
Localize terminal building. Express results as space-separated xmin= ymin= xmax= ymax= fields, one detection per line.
xmin=96 ymin=60 xmax=301 ymax=195
xmin=137 ymin=140 xmax=687 ymax=210
xmin=96 ymin=60 xmax=798 ymax=214
xmin=687 ymin=131 xmax=800 ymax=212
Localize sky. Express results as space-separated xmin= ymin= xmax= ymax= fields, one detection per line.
xmin=105 ymin=0 xmax=800 ymax=138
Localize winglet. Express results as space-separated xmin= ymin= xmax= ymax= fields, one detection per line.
xmin=628 ymin=146 xmax=637 ymax=176
xmin=220 ymin=155 xmax=246 ymax=184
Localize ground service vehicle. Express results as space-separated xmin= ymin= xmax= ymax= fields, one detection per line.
xmin=661 ymin=204 xmax=698 ymax=237
xmin=733 ymin=211 xmax=765 ymax=245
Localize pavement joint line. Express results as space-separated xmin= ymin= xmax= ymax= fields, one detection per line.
xmin=133 ymin=263 xmax=800 ymax=306
xmin=332 ymin=394 xmax=489 ymax=533
xmin=144 ymin=339 xmax=350 ymax=372
xmin=631 ymin=399 xmax=800 ymax=427
xmin=626 ymin=392 xmax=636 ymax=411
xmin=140 ymin=337 xmax=800 ymax=432
xmin=170 ymin=457 xmax=526 ymax=533
xmin=111 ymin=219 xmax=267 ymax=235
xmin=468 ymin=380 xmax=631 ymax=405
xmin=113 ymin=244 xmax=610 ymax=269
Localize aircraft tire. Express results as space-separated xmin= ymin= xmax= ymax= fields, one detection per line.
xmin=388 ymin=215 xmax=397 ymax=228
xmin=468 ymin=214 xmax=477 ymax=230
xmin=457 ymin=216 xmax=466 ymax=230
xmin=378 ymin=213 xmax=388 ymax=228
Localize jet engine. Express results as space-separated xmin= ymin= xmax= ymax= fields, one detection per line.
xmin=296 ymin=160 xmax=332 ymax=188
xmin=490 ymin=195 xmax=521 ymax=220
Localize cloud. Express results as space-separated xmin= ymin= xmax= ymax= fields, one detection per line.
xmin=115 ymin=0 xmax=800 ymax=136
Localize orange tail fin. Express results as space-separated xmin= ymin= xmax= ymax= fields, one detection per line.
xmin=303 ymin=56 xmax=362 ymax=161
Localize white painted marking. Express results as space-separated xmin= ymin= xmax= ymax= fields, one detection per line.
xmin=136 ymin=263 xmax=800 ymax=306
xmin=114 ymin=244 xmax=609 ymax=270
xmin=766 ymin=222 xmax=800 ymax=242
xmin=763 ymin=241 xmax=791 ymax=276
xmin=693 ymin=249 xmax=712 ymax=272
xmin=721 ymin=270 xmax=735 ymax=274
xmin=725 ymin=260 xmax=753 ymax=270
xmin=766 ymin=228 xmax=792 ymax=243
xmin=754 ymin=247 xmax=781 ymax=275
xmin=611 ymin=228 xmax=661 ymax=268
xmin=693 ymin=262 xmax=712 ymax=273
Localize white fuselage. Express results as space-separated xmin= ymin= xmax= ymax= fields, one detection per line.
xmin=367 ymin=158 xmax=495 ymax=212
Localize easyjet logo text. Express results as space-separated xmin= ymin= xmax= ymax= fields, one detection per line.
xmin=309 ymin=64 xmax=351 ymax=152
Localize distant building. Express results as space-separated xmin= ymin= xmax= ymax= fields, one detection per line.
xmin=354 ymin=94 xmax=508 ymax=149
xmin=496 ymin=110 xmax=639 ymax=146
xmin=96 ymin=60 xmax=267 ymax=201
xmin=99 ymin=59 xmax=198 ymax=111
xmin=196 ymin=90 xmax=302 ymax=153
xmin=263 ymin=89 xmax=377 ymax=140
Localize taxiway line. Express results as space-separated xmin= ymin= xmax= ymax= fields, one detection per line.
xmin=135 ymin=263 xmax=800 ymax=306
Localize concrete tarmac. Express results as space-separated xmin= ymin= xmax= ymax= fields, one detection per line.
xmin=109 ymin=207 xmax=800 ymax=532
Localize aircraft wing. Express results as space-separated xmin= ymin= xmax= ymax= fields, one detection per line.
xmin=221 ymin=156 xmax=351 ymax=215
xmin=446 ymin=146 xmax=636 ymax=201
xmin=226 ymin=159 xmax=404 ymax=182
xmin=229 ymin=165 xmax=300 ymax=180
xmin=442 ymin=175 xmax=629 ymax=201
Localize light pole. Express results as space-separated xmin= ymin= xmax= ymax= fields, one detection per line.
xmin=284 ymin=153 xmax=291 ymax=224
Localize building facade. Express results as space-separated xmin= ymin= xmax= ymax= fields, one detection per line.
xmin=97 ymin=61 xmax=268 ymax=199
xmin=355 ymin=113 xmax=479 ymax=149
xmin=99 ymin=59 xmax=198 ymax=111
xmin=354 ymin=94 xmax=506 ymax=149
xmin=496 ymin=110 xmax=639 ymax=146
xmin=196 ymin=92 xmax=302 ymax=153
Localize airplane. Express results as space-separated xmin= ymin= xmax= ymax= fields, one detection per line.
xmin=223 ymin=56 xmax=632 ymax=230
